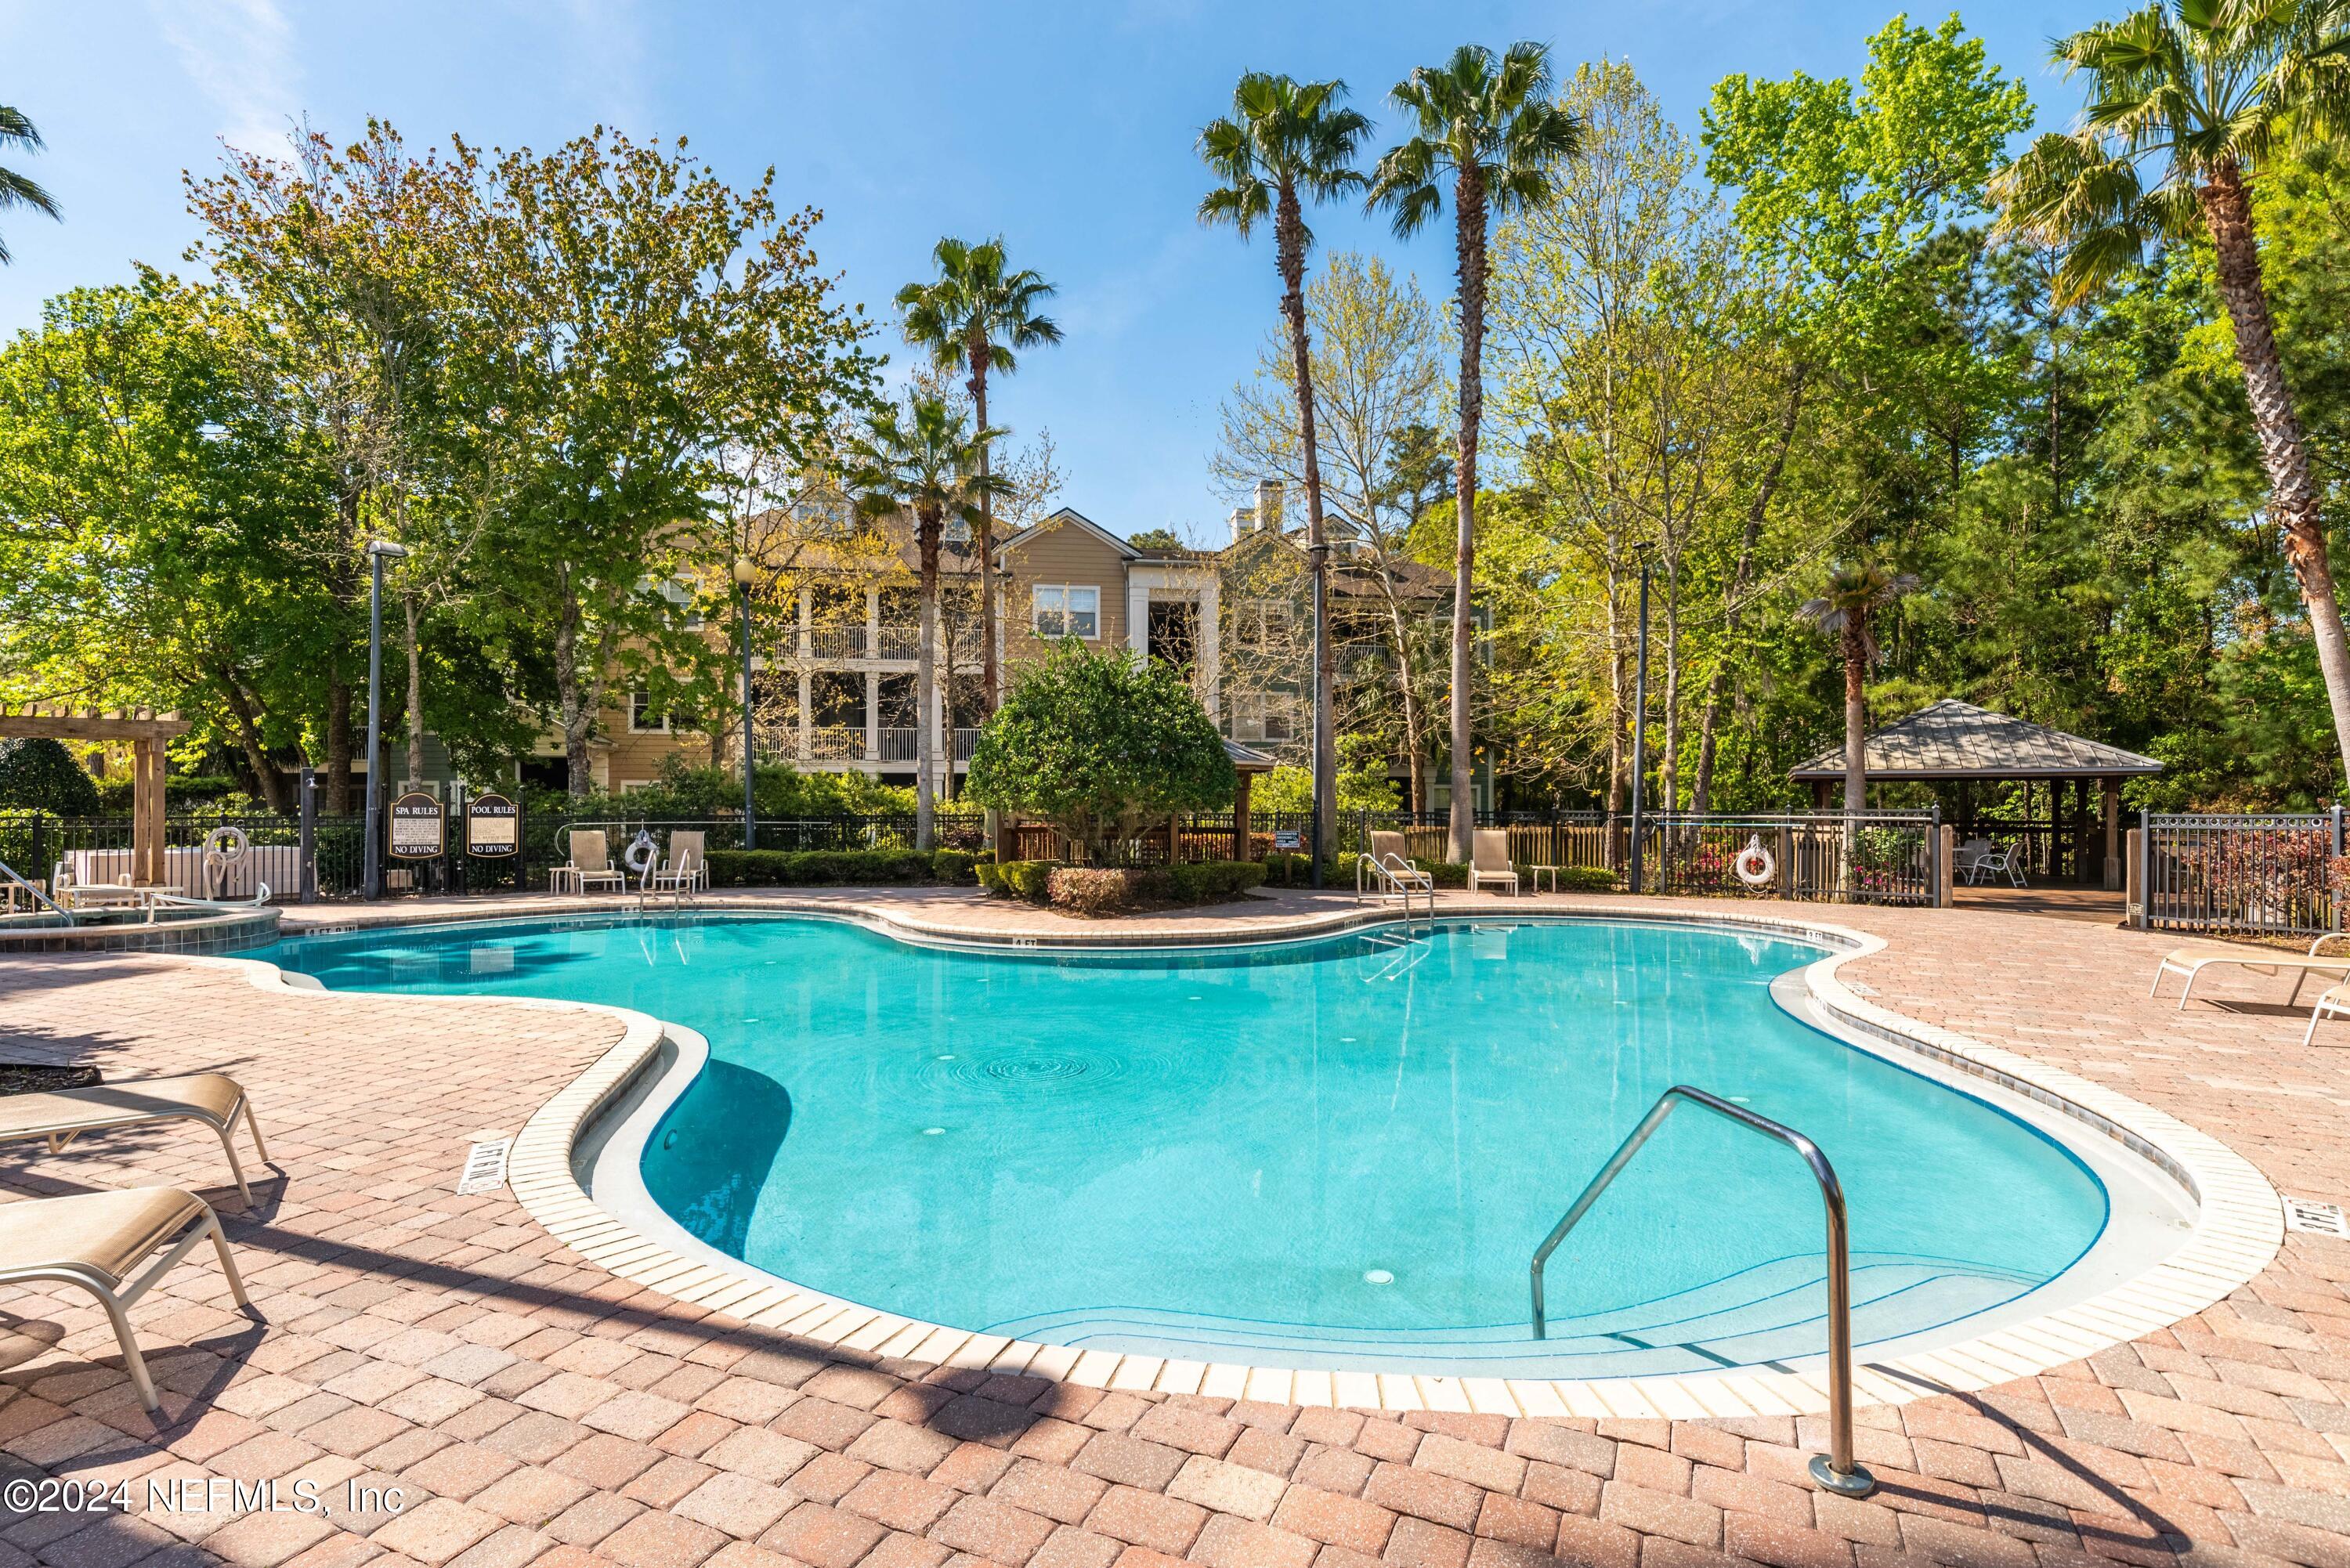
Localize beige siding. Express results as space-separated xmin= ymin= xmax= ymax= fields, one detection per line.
xmin=1003 ymin=522 xmax=1128 ymax=668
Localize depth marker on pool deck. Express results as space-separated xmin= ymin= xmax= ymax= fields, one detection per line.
xmin=2285 ymin=1196 xmax=2350 ymax=1238
xmin=459 ymin=1136 xmax=513 ymax=1194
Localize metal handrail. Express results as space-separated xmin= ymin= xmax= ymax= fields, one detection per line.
xmin=1528 ymin=1085 xmax=1875 ymax=1498
xmin=0 ymin=857 xmax=73 ymax=923
xmin=1354 ymin=851 xmax=1434 ymax=919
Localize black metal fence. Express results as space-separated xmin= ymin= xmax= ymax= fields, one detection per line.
xmin=2141 ymin=809 xmax=2345 ymax=937
xmin=1643 ymin=812 xmax=1942 ymax=905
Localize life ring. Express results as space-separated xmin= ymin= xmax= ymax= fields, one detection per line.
xmin=1733 ymin=833 xmax=1776 ymax=887
xmin=203 ymin=826 xmax=249 ymax=861
xmin=623 ymin=829 xmax=659 ymax=876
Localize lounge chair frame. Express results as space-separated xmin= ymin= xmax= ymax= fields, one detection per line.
xmin=2151 ymin=932 xmax=2350 ymax=1010
xmin=0 ymin=1195 xmax=257 ymax=1411
xmin=0 ymin=1076 xmax=272 ymax=1203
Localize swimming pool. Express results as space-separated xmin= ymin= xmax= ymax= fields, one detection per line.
xmin=255 ymin=912 xmax=2149 ymax=1378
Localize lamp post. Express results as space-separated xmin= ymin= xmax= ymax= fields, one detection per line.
xmin=1627 ymin=558 xmax=1652 ymax=896
xmin=361 ymin=538 xmax=408 ymax=901
xmin=734 ymin=555 xmax=758 ymax=852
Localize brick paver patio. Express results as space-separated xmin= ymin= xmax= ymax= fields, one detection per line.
xmin=2 ymin=891 xmax=2346 ymax=1568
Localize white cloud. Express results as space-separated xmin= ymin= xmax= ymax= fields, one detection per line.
xmin=152 ymin=0 xmax=302 ymax=157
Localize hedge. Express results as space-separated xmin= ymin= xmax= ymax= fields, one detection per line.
xmin=982 ymin=858 xmax=1267 ymax=915
xmin=704 ymin=847 xmax=981 ymax=887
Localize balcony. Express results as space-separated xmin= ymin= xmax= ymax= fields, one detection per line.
xmin=805 ymin=725 xmax=867 ymax=761
xmin=779 ymin=725 xmax=984 ymax=767
xmin=807 ymin=625 xmax=866 ymax=659
xmin=874 ymin=623 xmax=920 ymax=660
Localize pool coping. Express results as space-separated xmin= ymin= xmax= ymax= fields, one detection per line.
xmin=212 ymin=898 xmax=2286 ymax=1422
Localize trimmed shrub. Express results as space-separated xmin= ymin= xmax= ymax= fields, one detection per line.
xmin=930 ymin=849 xmax=979 ymax=885
xmin=0 ymin=739 xmax=101 ymax=815
xmin=1411 ymin=858 xmax=1470 ymax=888
xmin=1549 ymin=865 xmax=1619 ymax=892
xmin=1261 ymin=851 xmax=1347 ymax=887
xmin=1042 ymin=859 xmax=1269 ymax=917
xmin=983 ymin=859 xmax=1061 ymax=903
xmin=706 ymin=848 xmax=936 ymax=887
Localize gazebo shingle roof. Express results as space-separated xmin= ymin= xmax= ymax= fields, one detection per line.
xmin=1789 ymin=699 xmax=2162 ymax=782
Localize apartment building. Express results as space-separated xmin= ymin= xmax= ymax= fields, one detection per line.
xmin=577 ymin=488 xmax=1452 ymax=799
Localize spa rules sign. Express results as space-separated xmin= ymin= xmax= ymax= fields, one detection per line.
xmin=389 ymin=791 xmax=444 ymax=859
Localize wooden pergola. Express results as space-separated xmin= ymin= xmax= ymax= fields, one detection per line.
xmin=1225 ymin=737 xmax=1275 ymax=858
xmin=0 ymin=705 xmax=191 ymax=887
xmin=1791 ymin=699 xmax=2161 ymax=889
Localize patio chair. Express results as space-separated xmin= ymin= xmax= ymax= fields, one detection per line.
xmin=1469 ymin=829 xmax=1520 ymax=897
xmin=551 ymin=829 xmax=627 ymax=895
xmin=2153 ymin=932 xmax=2350 ymax=1010
xmin=2305 ymin=978 xmax=2350 ymax=1045
xmin=1356 ymin=830 xmax=1434 ymax=909
xmin=649 ymin=830 xmax=707 ymax=901
xmin=0 ymin=1072 xmax=272 ymax=1204
xmin=1964 ymin=839 xmax=2025 ymax=887
xmin=0 ymin=1187 xmax=258 ymax=1410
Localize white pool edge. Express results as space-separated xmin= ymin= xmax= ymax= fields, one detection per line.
xmin=204 ymin=901 xmax=2285 ymax=1421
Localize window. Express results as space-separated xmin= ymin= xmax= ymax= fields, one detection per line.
xmin=1233 ymin=693 xmax=1293 ymax=743
xmin=944 ymin=514 xmax=971 ymax=544
xmin=1032 ymin=584 xmax=1100 ymax=640
xmin=628 ymin=691 xmax=668 ymax=733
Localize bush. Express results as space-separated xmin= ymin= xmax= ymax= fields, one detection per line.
xmin=966 ymin=644 xmax=1236 ymax=862
xmin=1412 ymin=858 xmax=1470 ymax=888
xmin=524 ymin=754 xmax=923 ymax=823
xmin=706 ymin=848 xmax=942 ymax=887
xmin=0 ymin=739 xmax=101 ymax=815
xmin=1042 ymin=860 xmax=1269 ymax=916
xmin=1261 ymin=851 xmax=1347 ymax=887
xmin=1549 ymin=865 xmax=1619 ymax=892
xmin=982 ymin=859 xmax=1061 ymax=902
xmin=930 ymin=849 xmax=978 ymax=885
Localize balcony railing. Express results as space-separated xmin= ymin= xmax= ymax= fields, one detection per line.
xmin=874 ymin=623 xmax=920 ymax=660
xmin=953 ymin=727 xmax=980 ymax=762
xmin=805 ymin=726 xmax=866 ymax=761
xmin=807 ymin=625 xmax=866 ymax=659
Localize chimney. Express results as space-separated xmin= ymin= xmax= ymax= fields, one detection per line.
xmin=1228 ymin=505 xmax=1256 ymax=545
xmin=1255 ymin=479 xmax=1284 ymax=533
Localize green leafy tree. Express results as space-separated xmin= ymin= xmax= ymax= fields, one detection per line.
xmin=1798 ymin=561 xmax=1920 ymax=809
xmin=1991 ymin=0 xmax=2350 ymax=786
xmin=844 ymin=394 xmax=1010 ymax=849
xmin=0 ymin=739 xmax=100 ymax=815
xmin=1201 ymin=73 xmax=1372 ymax=859
xmin=1368 ymin=42 xmax=1582 ymax=859
xmin=895 ymin=237 xmax=1061 ymax=713
xmin=966 ymin=642 xmax=1238 ymax=862
xmin=459 ymin=128 xmax=877 ymax=797
xmin=1126 ymin=527 xmax=1185 ymax=551
xmin=0 ymin=104 xmax=59 ymax=263
xmin=0 ymin=273 xmax=346 ymax=808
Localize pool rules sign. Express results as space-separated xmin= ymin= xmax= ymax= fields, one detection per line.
xmin=388 ymin=792 xmax=444 ymax=859
xmin=467 ymin=793 xmax=520 ymax=856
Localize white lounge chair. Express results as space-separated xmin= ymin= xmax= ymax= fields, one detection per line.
xmin=2153 ymin=933 xmax=2350 ymax=1010
xmin=649 ymin=830 xmax=707 ymax=901
xmin=551 ymin=829 xmax=627 ymax=895
xmin=0 ymin=1072 xmax=271 ymax=1203
xmin=2305 ymin=979 xmax=2350 ymax=1045
xmin=1469 ymin=829 xmax=1520 ymax=897
xmin=0 ymin=1187 xmax=258 ymax=1410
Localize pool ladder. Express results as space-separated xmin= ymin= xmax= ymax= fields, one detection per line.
xmin=1528 ymin=1086 xmax=1875 ymax=1498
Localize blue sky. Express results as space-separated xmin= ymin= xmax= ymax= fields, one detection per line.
xmin=2 ymin=0 xmax=2108 ymax=546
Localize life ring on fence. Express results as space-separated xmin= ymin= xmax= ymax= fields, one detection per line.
xmin=1733 ymin=833 xmax=1777 ymax=887
xmin=623 ymin=829 xmax=659 ymax=876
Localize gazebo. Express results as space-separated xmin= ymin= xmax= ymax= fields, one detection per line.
xmin=1790 ymin=699 xmax=2161 ymax=889
xmin=0 ymin=705 xmax=191 ymax=888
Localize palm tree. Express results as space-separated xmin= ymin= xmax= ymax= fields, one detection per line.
xmin=844 ymin=395 xmax=1010 ymax=849
xmin=1199 ymin=74 xmax=1370 ymax=869
xmin=895 ymin=238 xmax=1061 ymax=715
xmin=0 ymin=105 xmax=60 ymax=264
xmin=1798 ymin=562 xmax=1919 ymax=812
xmin=1991 ymin=0 xmax=2350 ymax=782
xmin=1368 ymin=45 xmax=1581 ymax=862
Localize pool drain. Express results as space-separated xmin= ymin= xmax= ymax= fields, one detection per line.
xmin=1362 ymin=1269 xmax=1394 ymax=1284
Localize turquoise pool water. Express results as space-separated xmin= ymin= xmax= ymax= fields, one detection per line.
xmin=255 ymin=914 xmax=2108 ymax=1376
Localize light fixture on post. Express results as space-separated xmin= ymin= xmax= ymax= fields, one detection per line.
xmin=733 ymin=554 xmax=758 ymax=852
xmin=361 ymin=539 xmax=409 ymax=901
